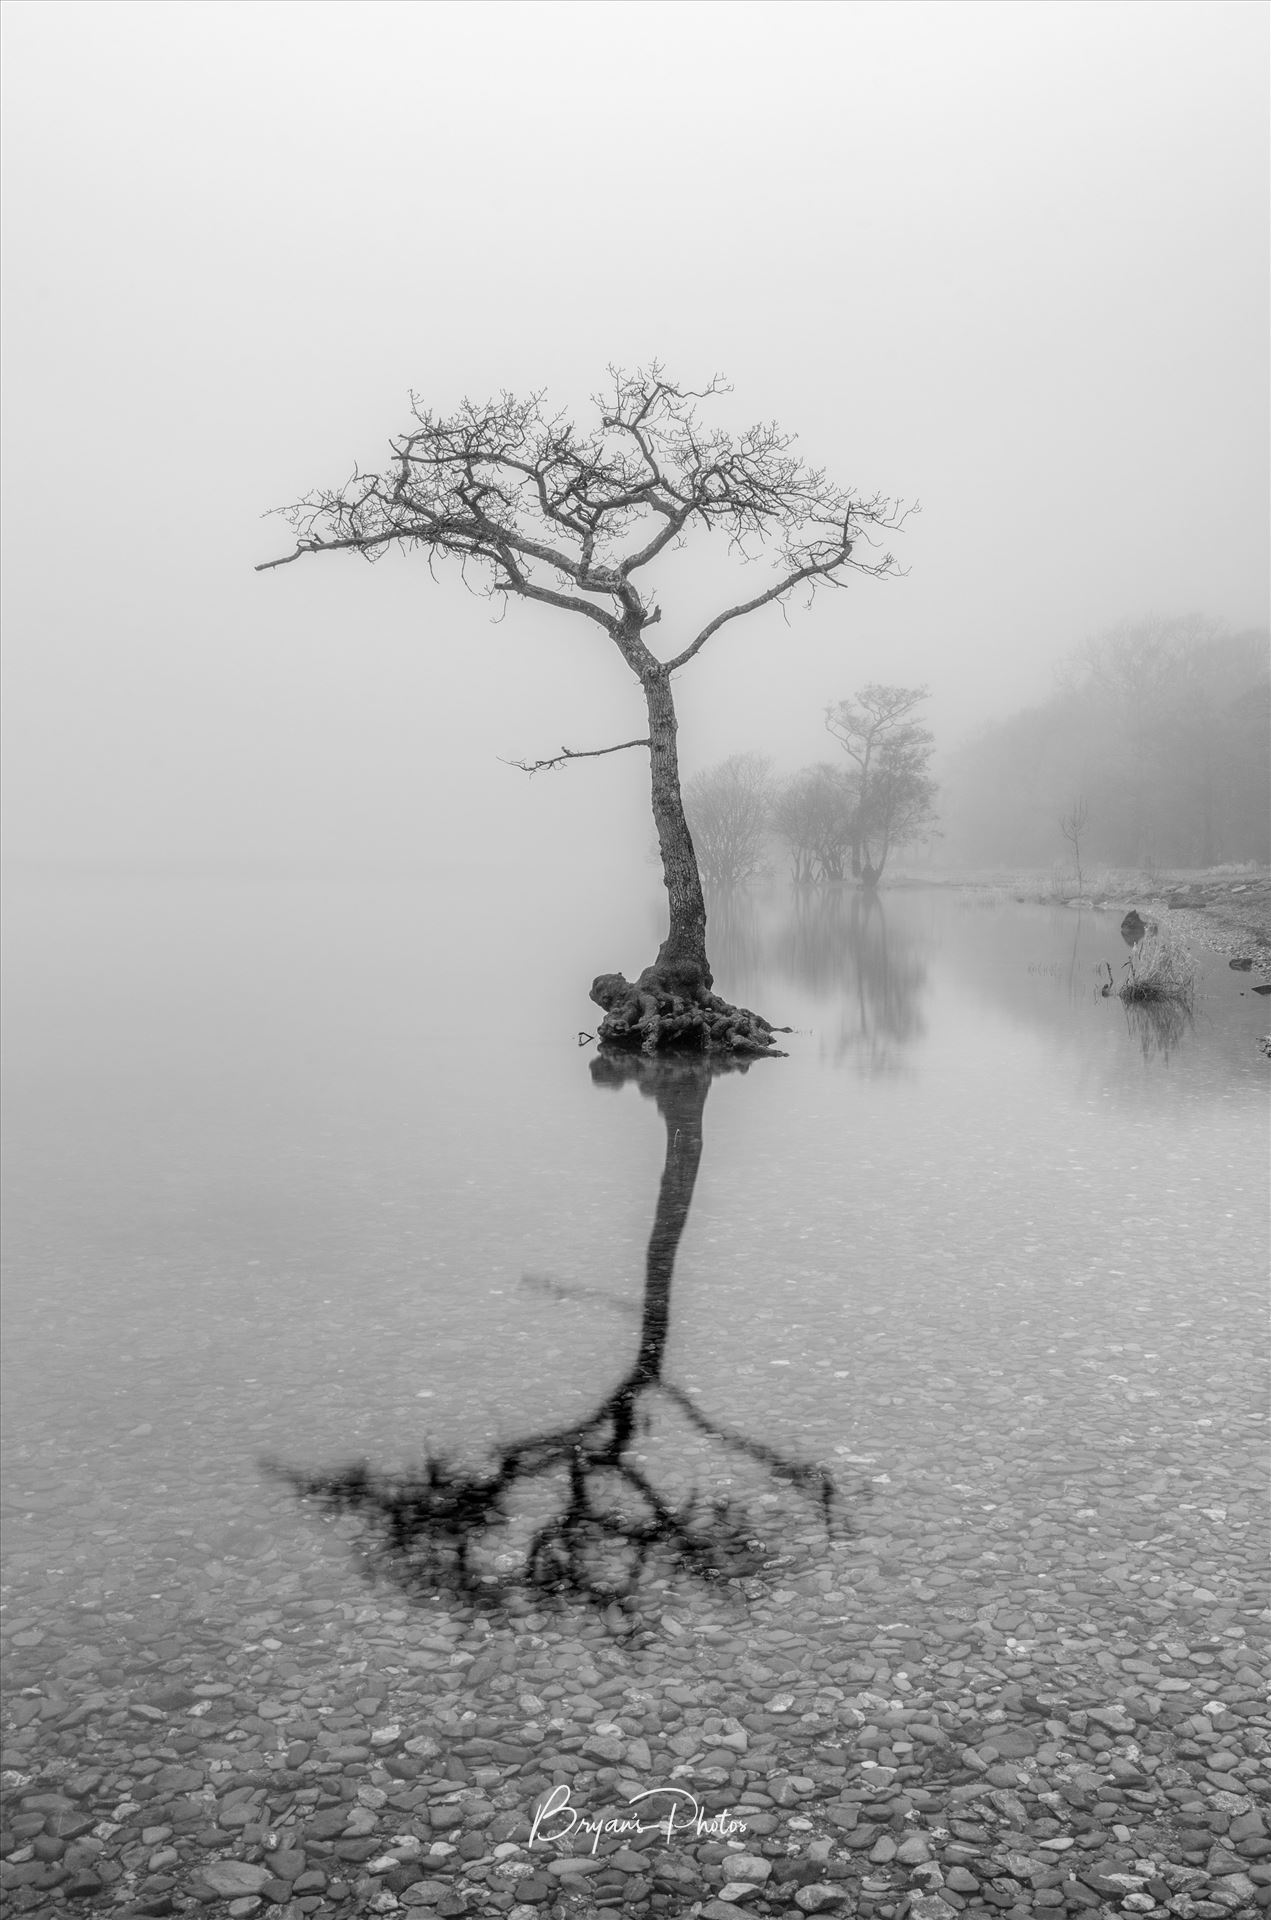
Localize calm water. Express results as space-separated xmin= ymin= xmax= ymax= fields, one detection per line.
xmin=3 ymin=868 xmax=1267 ymax=1746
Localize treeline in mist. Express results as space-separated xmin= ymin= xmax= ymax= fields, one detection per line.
xmin=685 ymin=685 xmax=939 ymax=889
xmin=940 ymin=617 xmax=1270 ymax=873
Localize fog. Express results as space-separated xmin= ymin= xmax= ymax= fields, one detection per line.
xmin=2 ymin=0 xmax=1267 ymax=879
xmin=5 ymin=13 xmax=1270 ymax=1897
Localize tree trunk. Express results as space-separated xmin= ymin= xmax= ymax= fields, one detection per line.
xmin=644 ymin=667 xmax=711 ymax=991
xmin=587 ymin=662 xmax=786 ymax=1055
xmin=850 ymin=737 xmax=872 ymax=879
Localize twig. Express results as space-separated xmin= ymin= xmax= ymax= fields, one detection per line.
xmin=503 ymin=737 xmax=650 ymax=775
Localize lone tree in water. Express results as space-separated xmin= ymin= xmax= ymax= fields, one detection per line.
xmin=258 ymin=367 xmax=905 ymax=1052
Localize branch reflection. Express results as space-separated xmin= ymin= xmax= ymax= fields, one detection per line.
xmin=267 ymin=1054 xmax=845 ymax=1631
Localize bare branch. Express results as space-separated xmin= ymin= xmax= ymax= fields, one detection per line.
xmin=490 ymin=542 xmax=621 ymax=631
xmin=256 ymin=368 xmax=909 ymax=671
xmin=664 ymin=536 xmax=896 ymax=672
xmin=502 ymin=737 xmax=651 ymax=776
xmin=618 ymin=498 xmax=695 ymax=576
xmin=254 ymin=546 xmax=310 ymax=573
xmin=665 ymin=560 xmax=833 ymax=671
xmin=254 ymin=530 xmax=402 ymax=573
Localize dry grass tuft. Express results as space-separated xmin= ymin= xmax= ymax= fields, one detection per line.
xmin=1119 ymin=914 xmax=1198 ymax=1005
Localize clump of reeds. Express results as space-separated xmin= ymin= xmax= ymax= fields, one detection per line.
xmin=1119 ymin=914 xmax=1197 ymax=1005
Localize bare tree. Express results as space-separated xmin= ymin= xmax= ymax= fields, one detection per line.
xmin=258 ymin=366 xmax=905 ymax=1052
xmin=684 ymin=753 xmax=773 ymax=888
xmin=1060 ymin=796 xmax=1089 ymax=896
xmin=859 ymin=736 xmax=940 ymax=881
xmin=770 ymin=763 xmax=859 ymax=883
xmin=825 ymin=684 xmax=936 ymax=882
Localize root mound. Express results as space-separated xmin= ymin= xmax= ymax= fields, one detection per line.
xmin=590 ymin=966 xmax=788 ymax=1056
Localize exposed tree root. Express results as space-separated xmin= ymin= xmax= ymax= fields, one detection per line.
xmin=590 ymin=966 xmax=789 ymax=1056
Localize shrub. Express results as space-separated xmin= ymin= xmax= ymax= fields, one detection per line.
xmin=1119 ymin=915 xmax=1197 ymax=1005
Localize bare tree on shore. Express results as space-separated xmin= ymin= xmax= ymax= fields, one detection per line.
xmin=1060 ymin=796 xmax=1090 ymax=896
xmin=825 ymin=684 xmax=938 ymax=882
xmin=770 ymin=763 xmax=859 ymax=883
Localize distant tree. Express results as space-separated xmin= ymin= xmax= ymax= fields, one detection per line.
xmin=770 ymin=763 xmax=859 ymax=883
xmin=858 ymin=740 xmax=939 ymax=882
xmin=684 ymin=753 xmax=774 ymax=888
xmin=941 ymin=618 xmax=1270 ymax=871
xmin=259 ymin=366 xmax=905 ymax=1054
xmin=1060 ymin=796 xmax=1089 ymax=896
xmin=825 ymin=684 xmax=937 ymax=883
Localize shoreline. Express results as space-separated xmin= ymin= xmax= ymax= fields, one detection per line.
xmin=889 ymin=868 xmax=1271 ymax=968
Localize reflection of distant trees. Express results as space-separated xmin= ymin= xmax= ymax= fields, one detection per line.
xmin=775 ymin=890 xmax=927 ymax=1074
xmin=704 ymin=887 xmax=928 ymax=1074
xmin=703 ymin=886 xmax=767 ymax=999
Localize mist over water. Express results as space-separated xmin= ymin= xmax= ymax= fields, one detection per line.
xmin=3 ymin=861 xmax=1267 ymax=1910
xmin=3 ymin=5 xmax=1268 ymax=1911
xmin=4 ymin=865 xmax=1264 ymax=1559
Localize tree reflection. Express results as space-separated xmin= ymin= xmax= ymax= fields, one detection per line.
xmin=267 ymin=1054 xmax=842 ymax=1629
xmin=774 ymin=889 xmax=927 ymax=1073
xmin=697 ymin=883 xmax=769 ymax=1006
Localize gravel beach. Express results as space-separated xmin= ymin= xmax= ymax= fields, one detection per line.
xmin=4 ymin=1323 xmax=1266 ymax=1920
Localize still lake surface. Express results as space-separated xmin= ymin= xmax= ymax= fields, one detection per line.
xmin=2 ymin=864 xmax=1267 ymax=1885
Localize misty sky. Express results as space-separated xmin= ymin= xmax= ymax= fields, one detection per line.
xmin=2 ymin=0 xmax=1267 ymax=873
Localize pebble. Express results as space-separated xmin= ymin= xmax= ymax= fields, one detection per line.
xmin=194 ymin=1859 xmax=274 ymax=1895
xmin=794 ymin=1886 xmax=844 ymax=1913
